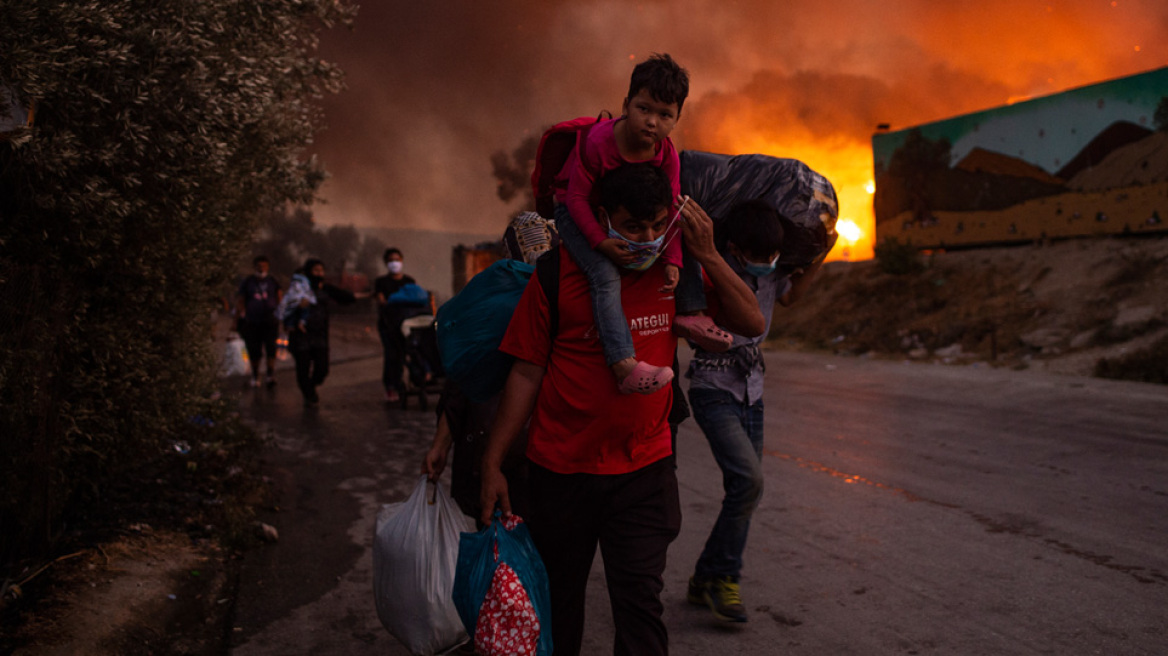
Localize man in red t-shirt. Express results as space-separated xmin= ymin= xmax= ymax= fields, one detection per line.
xmin=480 ymin=163 xmax=765 ymax=656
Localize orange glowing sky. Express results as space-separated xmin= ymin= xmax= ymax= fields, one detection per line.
xmin=312 ymin=0 xmax=1168 ymax=261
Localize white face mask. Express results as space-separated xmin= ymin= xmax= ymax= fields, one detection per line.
xmin=386 ymin=260 xmax=403 ymax=274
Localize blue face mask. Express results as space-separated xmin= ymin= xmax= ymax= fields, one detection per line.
xmin=741 ymin=254 xmax=780 ymax=277
xmin=606 ymin=216 xmax=667 ymax=271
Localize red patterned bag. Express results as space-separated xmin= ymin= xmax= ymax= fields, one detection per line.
xmin=453 ymin=513 xmax=553 ymax=656
xmin=475 ymin=560 xmax=540 ymax=654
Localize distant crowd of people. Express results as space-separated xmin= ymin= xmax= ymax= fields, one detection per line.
xmin=233 ymin=249 xmax=427 ymax=407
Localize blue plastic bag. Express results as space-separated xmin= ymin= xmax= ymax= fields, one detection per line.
xmin=452 ymin=512 xmax=553 ymax=656
xmin=387 ymin=283 xmax=431 ymax=306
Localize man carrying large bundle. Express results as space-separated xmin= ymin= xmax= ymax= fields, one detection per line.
xmin=678 ymin=151 xmax=838 ymax=623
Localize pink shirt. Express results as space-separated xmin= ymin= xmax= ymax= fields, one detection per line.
xmin=553 ymin=118 xmax=683 ymax=267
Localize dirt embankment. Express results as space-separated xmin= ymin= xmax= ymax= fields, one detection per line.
xmin=4 ymin=532 xmax=231 ymax=656
xmin=768 ymin=235 xmax=1168 ymax=382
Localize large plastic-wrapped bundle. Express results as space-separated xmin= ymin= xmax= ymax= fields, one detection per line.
xmin=680 ymin=151 xmax=839 ymax=269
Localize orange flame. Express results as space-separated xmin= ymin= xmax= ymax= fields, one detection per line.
xmin=716 ymin=131 xmax=875 ymax=261
xmin=673 ymin=0 xmax=1168 ymax=262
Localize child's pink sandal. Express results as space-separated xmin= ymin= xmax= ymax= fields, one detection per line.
xmin=674 ymin=314 xmax=733 ymax=352
xmin=618 ymin=361 xmax=674 ymax=395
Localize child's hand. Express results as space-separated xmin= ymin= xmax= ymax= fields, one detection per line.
xmin=598 ymin=238 xmax=639 ymax=267
xmin=660 ymin=264 xmax=680 ymax=292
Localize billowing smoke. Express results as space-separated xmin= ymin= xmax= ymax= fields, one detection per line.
xmin=310 ymin=0 xmax=1168 ymax=257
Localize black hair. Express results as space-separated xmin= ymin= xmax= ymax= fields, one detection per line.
xmin=383 ymin=247 xmax=402 ymax=262
xmin=725 ymin=200 xmax=786 ymax=258
xmin=628 ymin=53 xmax=690 ymax=113
xmin=252 ymin=255 xmax=269 ymax=266
xmin=303 ymin=257 xmax=324 ymax=274
xmin=596 ymin=163 xmax=672 ymax=223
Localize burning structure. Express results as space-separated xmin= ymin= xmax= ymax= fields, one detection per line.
xmin=450 ymin=240 xmax=505 ymax=294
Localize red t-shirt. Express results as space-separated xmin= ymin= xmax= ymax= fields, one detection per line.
xmin=499 ymin=247 xmax=680 ymax=475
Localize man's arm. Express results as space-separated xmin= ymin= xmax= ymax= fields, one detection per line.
xmin=479 ymin=359 xmax=544 ymax=525
xmin=679 ymin=199 xmax=766 ymax=337
xmin=322 ymin=283 xmax=357 ymax=305
xmin=778 ymin=258 xmax=824 ymax=307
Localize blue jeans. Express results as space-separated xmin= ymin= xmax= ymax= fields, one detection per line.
xmin=556 ymin=203 xmax=634 ymax=365
xmin=689 ymin=387 xmax=765 ymax=579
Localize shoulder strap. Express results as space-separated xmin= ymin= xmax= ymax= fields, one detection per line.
xmin=534 ymin=247 xmax=561 ymax=340
xmin=574 ymin=110 xmax=612 ymax=180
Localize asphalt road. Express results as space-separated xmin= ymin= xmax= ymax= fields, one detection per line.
xmin=227 ymin=347 xmax=1168 ymax=655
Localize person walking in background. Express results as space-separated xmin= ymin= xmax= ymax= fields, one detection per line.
xmin=374 ymin=248 xmax=415 ymax=403
xmin=236 ymin=255 xmax=283 ymax=388
xmin=422 ymin=212 xmax=558 ymax=523
xmin=277 ymin=258 xmax=358 ymax=406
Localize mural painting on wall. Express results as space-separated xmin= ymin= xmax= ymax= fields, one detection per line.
xmin=872 ymin=66 xmax=1168 ymax=249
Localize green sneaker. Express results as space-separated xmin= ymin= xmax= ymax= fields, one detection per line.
xmin=703 ymin=575 xmax=748 ymax=623
xmin=686 ymin=575 xmax=708 ymax=606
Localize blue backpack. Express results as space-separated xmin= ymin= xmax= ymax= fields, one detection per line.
xmin=436 ymin=250 xmax=560 ymax=403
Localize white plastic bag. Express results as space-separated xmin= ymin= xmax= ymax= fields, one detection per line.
xmin=220 ymin=334 xmax=250 ymax=377
xmin=374 ymin=476 xmax=474 ymax=655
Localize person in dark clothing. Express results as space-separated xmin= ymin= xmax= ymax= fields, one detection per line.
xmin=374 ymin=248 xmax=416 ymax=402
xmin=236 ymin=255 xmax=283 ymax=388
xmin=421 ymin=212 xmax=559 ymax=524
xmin=422 ymin=380 xmax=531 ymax=526
xmin=276 ymin=258 xmax=357 ymax=406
